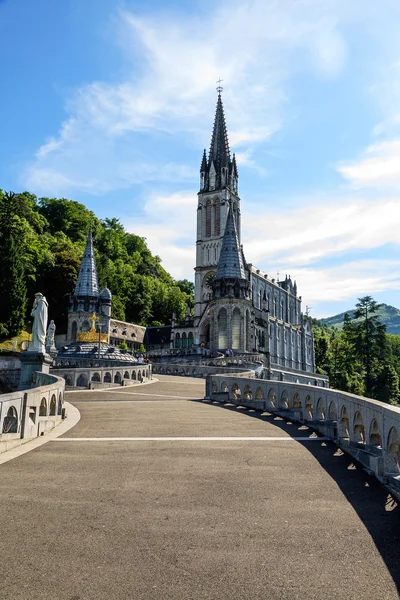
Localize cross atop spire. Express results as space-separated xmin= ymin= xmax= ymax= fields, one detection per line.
xmin=216 ymin=77 xmax=223 ymax=94
xmin=74 ymin=230 xmax=99 ymax=297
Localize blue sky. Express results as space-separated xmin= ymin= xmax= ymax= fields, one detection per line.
xmin=1 ymin=0 xmax=400 ymax=318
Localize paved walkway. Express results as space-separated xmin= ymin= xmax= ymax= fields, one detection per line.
xmin=0 ymin=375 xmax=399 ymax=599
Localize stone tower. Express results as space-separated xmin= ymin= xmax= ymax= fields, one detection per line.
xmin=194 ymin=91 xmax=240 ymax=343
xmin=209 ymin=204 xmax=253 ymax=350
xmin=66 ymin=230 xmax=112 ymax=344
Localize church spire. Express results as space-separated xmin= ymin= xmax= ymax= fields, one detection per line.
xmin=215 ymin=204 xmax=246 ymax=281
xmin=199 ymin=88 xmax=238 ymax=193
xmin=209 ymin=92 xmax=231 ymax=170
xmin=74 ymin=230 xmax=99 ymax=297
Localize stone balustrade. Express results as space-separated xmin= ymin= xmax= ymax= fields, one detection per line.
xmin=52 ymin=364 xmax=152 ymax=388
xmin=152 ymin=363 xmax=255 ymax=379
xmin=206 ymin=374 xmax=400 ymax=500
xmin=0 ymin=372 xmax=65 ymax=453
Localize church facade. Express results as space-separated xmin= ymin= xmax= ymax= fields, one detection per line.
xmin=171 ymin=92 xmax=316 ymax=375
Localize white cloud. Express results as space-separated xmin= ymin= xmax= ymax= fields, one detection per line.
xmin=338 ymin=140 xmax=400 ymax=189
xmin=23 ymin=0 xmax=354 ymax=195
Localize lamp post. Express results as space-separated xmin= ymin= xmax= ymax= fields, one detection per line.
xmin=98 ymin=323 xmax=102 ymax=360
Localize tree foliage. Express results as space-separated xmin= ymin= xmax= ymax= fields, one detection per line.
xmin=313 ymin=296 xmax=399 ymax=405
xmin=0 ymin=190 xmax=193 ymax=338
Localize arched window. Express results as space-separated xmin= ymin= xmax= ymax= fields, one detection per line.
xmin=273 ymin=297 xmax=277 ymax=317
xmin=2 ymin=406 xmax=18 ymax=433
xmin=232 ymin=308 xmax=240 ymax=349
xmin=39 ymin=398 xmax=47 ymax=417
xmin=280 ymin=300 xmax=284 ymax=320
xmin=81 ymin=320 xmax=90 ymax=332
xmin=50 ymin=395 xmax=56 ymax=416
xmin=214 ymin=200 xmax=220 ymax=236
xmin=218 ymin=308 xmax=227 ymax=349
xmin=205 ymin=201 xmax=212 ymax=237
xmin=182 ymin=332 xmax=187 ymax=348
xmin=175 ymin=333 xmax=181 ymax=349
xmin=188 ymin=332 xmax=194 ymax=347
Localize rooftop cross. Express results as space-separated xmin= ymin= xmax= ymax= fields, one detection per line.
xmin=216 ymin=78 xmax=223 ymax=94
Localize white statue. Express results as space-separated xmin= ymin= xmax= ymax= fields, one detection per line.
xmin=46 ymin=320 xmax=56 ymax=349
xmin=30 ymin=293 xmax=48 ymax=353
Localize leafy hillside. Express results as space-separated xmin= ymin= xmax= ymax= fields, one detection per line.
xmin=0 ymin=190 xmax=193 ymax=338
xmin=319 ymin=303 xmax=400 ymax=335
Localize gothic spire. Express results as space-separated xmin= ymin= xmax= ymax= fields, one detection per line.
xmin=200 ymin=148 xmax=207 ymax=172
xmin=74 ymin=230 xmax=99 ymax=297
xmin=209 ymin=92 xmax=231 ymax=169
xmin=215 ymin=204 xmax=246 ymax=281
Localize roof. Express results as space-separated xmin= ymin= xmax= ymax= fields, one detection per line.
xmin=215 ymin=204 xmax=247 ymax=280
xmin=57 ymin=342 xmax=138 ymax=364
xmin=74 ymin=231 xmax=99 ymax=297
xmin=109 ymin=319 xmax=146 ymax=343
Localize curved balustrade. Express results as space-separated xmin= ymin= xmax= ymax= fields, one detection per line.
xmin=206 ymin=374 xmax=400 ymax=500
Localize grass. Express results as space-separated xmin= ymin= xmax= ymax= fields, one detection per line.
xmin=0 ymin=330 xmax=31 ymax=352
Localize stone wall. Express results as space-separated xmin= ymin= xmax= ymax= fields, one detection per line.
xmin=0 ymin=357 xmax=21 ymax=392
xmin=52 ymin=364 xmax=152 ymax=388
xmin=206 ymin=374 xmax=400 ymax=501
xmin=0 ymin=372 xmax=65 ymax=453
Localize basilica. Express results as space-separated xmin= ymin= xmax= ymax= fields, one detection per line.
xmin=170 ymin=91 xmax=316 ymax=376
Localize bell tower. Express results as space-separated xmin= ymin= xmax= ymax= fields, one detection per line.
xmin=194 ymin=86 xmax=241 ymax=330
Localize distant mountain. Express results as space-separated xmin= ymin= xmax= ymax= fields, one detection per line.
xmin=318 ymin=303 xmax=400 ymax=335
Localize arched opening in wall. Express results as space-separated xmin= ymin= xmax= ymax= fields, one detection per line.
xmin=339 ymin=406 xmax=350 ymax=440
xmin=188 ymin=332 xmax=194 ymax=348
xmin=316 ymin=398 xmax=325 ymax=420
xmin=142 ymin=369 xmax=146 ymax=380
xmin=58 ymin=393 xmax=63 ymax=416
xmin=305 ymin=395 xmax=314 ymax=420
xmin=218 ymin=308 xmax=227 ymax=349
xmin=243 ymin=385 xmax=252 ymax=400
xmin=273 ymin=298 xmax=277 ymax=317
xmin=369 ymin=419 xmax=382 ymax=447
xmin=214 ymin=200 xmax=220 ymax=236
xmin=205 ymin=200 xmax=212 ymax=237
xmin=261 ymin=331 xmax=266 ymax=348
xmin=280 ymin=390 xmax=289 ymax=409
xmin=124 ymin=371 xmax=130 ymax=380
xmin=50 ymin=394 xmax=56 ymax=416
xmin=91 ymin=372 xmax=100 ymax=382
xmin=132 ymin=371 xmax=137 ymax=380
xmin=255 ymin=387 xmax=264 ymax=400
xmin=2 ymin=406 xmax=18 ymax=433
xmin=138 ymin=371 xmax=142 ymax=382
xmin=268 ymin=388 xmax=276 ymax=408
xmin=293 ymin=393 xmax=302 ymax=409
xmin=280 ymin=301 xmax=284 ymax=320
xmin=76 ymin=374 xmax=88 ymax=388
xmin=63 ymin=375 xmax=72 ymax=387
xmin=221 ymin=381 xmax=228 ymax=393
xmin=231 ymin=383 xmax=241 ymax=400
xmin=182 ymin=332 xmax=187 ymax=348
xmin=232 ymin=308 xmax=240 ymax=350
xmin=387 ymin=427 xmax=400 ymax=473
xmin=39 ymin=398 xmax=47 ymax=417
xmin=353 ymin=412 xmax=366 ymax=444
xmin=104 ymin=372 xmax=112 ymax=383
xmin=81 ymin=320 xmax=90 ymax=332
xmin=328 ymin=401 xmax=337 ymax=421
xmin=175 ymin=333 xmax=181 ymax=349
xmin=246 ymin=310 xmax=251 ymax=352
xmin=212 ymin=380 xmax=218 ymax=393
xmin=71 ymin=321 xmax=78 ymax=342
xmin=114 ymin=372 xmax=122 ymax=384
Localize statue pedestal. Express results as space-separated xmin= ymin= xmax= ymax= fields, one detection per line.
xmin=18 ymin=351 xmax=53 ymax=390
